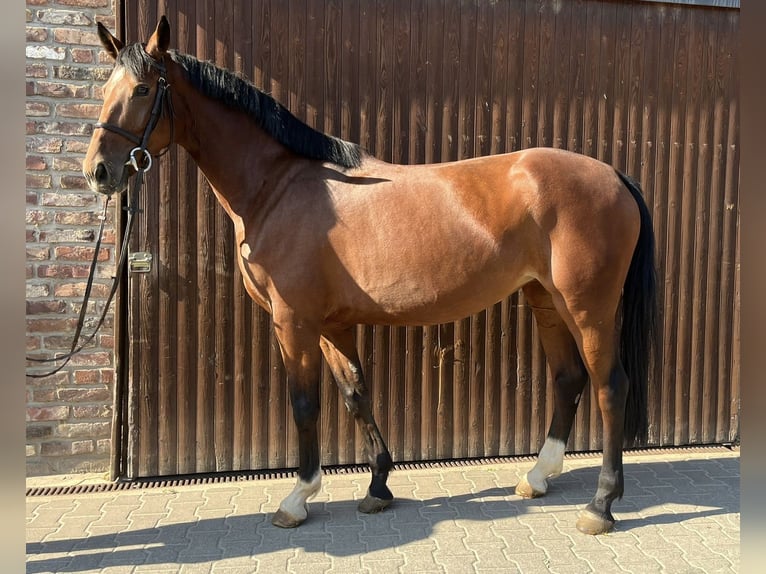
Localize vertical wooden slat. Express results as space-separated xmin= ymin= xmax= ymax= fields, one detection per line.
xmin=484 ymin=302 xmax=501 ymax=456
xmin=691 ymin=7 xmax=716 ymax=444
xmin=420 ymin=326 xmax=436 ymax=460
xmin=567 ymin=0 xmax=585 ymax=156
xmin=611 ymin=1 xmax=631 ymax=173
xmin=341 ymin=0 xmax=360 ymax=146
xmin=408 ymin=0 xmax=426 ymax=165
xmin=662 ymin=4 xmax=687 ymax=446
xmin=536 ymin=0 xmax=555 ymax=150
xmin=504 ymin=0 xmax=523 ymax=153
xmin=403 ymin=327 xmax=422 ymax=459
xmin=375 ymin=0 xmax=394 ymax=161
xmin=387 ymin=325 xmax=405 ymax=460
xmin=436 ymin=322 xmax=454 ymax=459
xmin=521 ymin=0 xmax=539 ymax=148
xmin=700 ymin=7 xmax=725 ymax=445
xmin=625 ymin=1 xmax=645 ymax=178
xmin=515 ymin=294 xmax=532 ymax=454
xmin=468 ymin=312 xmax=485 ymax=457
xmin=391 ymin=0 xmax=410 ymax=165
xmin=475 ymin=0 xmax=492 ymax=159
xmin=371 ymin=325 xmax=390 ymax=454
xmin=423 ymin=0 xmax=444 ymax=164
xmin=674 ymin=6 xmax=698 ymax=446
xmin=356 ymin=324 xmax=374 ymax=460
xmin=718 ymin=8 xmax=739 ymax=442
xmin=551 ymin=0 xmax=571 ymax=152
xmin=441 ymin=0 xmax=459 ymax=163
xmin=652 ymin=4 xmax=676 ymax=446
xmin=489 ymin=0 xmax=509 ymax=156
xmin=251 ymin=309 xmax=270 ymax=469
xmin=639 ymin=0 xmax=662 ymax=446
xmin=499 ymin=296 xmax=517 ymax=456
xmin=357 ymin=0 xmax=376 ymax=153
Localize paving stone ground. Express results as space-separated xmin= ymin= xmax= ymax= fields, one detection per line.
xmin=26 ymin=447 xmax=740 ymax=573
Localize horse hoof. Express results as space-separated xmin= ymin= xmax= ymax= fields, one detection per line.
xmin=271 ymin=508 xmax=306 ymax=528
xmin=358 ymin=493 xmax=392 ymax=514
xmin=576 ymin=509 xmax=615 ymax=535
xmin=515 ymin=474 xmax=546 ymax=499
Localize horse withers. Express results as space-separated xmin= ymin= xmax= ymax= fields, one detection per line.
xmin=84 ymin=16 xmax=657 ymax=535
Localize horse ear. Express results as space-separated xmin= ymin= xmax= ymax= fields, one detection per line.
xmin=97 ymin=21 xmax=123 ymax=60
xmin=145 ymin=15 xmax=171 ymax=59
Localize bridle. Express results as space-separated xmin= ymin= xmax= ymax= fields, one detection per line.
xmin=94 ymin=56 xmax=174 ymax=171
xmin=27 ymin=54 xmax=173 ymax=378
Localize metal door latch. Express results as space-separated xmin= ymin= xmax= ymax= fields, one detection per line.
xmin=128 ymin=252 xmax=153 ymax=273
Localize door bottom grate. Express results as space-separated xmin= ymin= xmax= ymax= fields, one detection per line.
xmin=26 ymin=444 xmax=737 ymax=497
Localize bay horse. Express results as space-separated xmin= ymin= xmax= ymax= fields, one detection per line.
xmin=84 ymin=17 xmax=657 ymax=535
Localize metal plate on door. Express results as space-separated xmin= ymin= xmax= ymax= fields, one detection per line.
xmin=128 ymin=252 xmax=153 ymax=273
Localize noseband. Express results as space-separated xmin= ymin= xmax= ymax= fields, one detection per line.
xmin=94 ymin=56 xmax=174 ymax=172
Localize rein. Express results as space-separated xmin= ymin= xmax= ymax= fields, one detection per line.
xmin=26 ymin=56 xmax=172 ymax=379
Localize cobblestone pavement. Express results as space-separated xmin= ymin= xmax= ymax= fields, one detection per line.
xmin=26 ymin=446 xmax=739 ymax=573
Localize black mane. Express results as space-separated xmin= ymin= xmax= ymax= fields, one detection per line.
xmin=117 ymin=44 xmax=363 ymax=169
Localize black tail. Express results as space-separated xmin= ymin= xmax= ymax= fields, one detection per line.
xmin=615 ymin=170 xmax=659 ymax=447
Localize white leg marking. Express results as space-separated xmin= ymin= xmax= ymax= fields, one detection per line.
xmin=278 ymin=470 xmax=322 ymax=521
xmin=524 ymin=438 xmax=566 ymax=494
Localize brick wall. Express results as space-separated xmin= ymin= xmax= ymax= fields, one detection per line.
xmin=26 ymin=0 xmax=118 ymax=476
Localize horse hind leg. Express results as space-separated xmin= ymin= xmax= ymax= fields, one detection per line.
xmin=542 ymin=286 xmax=630 ymax=535
xmin=515 ymin=282 xmax=589 ymax=499
xmin=320 ymin=328 xmax=394 ymax=514
xmin=574 ymin=338 xmax=630 ymax=535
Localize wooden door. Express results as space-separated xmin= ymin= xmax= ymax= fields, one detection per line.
xmin=117 ymin=0 xmax=739 ymax=478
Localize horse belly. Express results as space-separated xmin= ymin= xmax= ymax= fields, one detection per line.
xmin=326 ymin=243 xmax=532 ymax=327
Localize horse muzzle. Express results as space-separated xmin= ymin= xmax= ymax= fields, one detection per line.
xmin=83 ymin=158 xmax=133 ymax=196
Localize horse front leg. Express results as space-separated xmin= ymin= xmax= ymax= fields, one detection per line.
xmin=320 ymin=328 xmax=394 ymax=514
xmin=270 ymin=318 xmax=323 ymax=528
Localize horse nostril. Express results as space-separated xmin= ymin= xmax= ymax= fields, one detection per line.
xmin=94 ymin=162 xmax=109 ymax=184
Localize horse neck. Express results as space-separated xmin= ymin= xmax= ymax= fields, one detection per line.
xmin=167 ymin=64 xmax=297 ymax=219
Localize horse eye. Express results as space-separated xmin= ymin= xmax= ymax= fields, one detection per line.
xmin=133 ymin=84 xmax=151 ymax=98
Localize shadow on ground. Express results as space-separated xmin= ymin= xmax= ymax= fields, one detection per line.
xmin=26 ymin=457 xmax=739 ymax=573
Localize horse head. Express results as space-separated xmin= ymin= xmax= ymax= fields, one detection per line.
xmin=83 ymin=16 xmax=173 ymax=195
